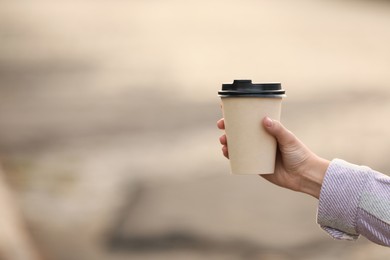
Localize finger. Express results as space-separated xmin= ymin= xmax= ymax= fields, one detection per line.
xmin=219 ymin=135 xmax=227 ymax=145
xmin=222 ymin=145 xmax=229 ymax=158
xmin=263 ymin=117 xmax=296 ymax=146
xmin=217 ymin=118 xmax=225 ymax=130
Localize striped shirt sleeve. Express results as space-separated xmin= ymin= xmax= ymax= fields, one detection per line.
xmin=317 ymin=159 xmax=390 ymax=247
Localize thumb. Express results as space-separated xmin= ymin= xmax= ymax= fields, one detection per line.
xmin=263 ymin=117 xmax=296 ymax=146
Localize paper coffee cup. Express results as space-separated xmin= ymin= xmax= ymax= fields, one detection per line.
xmin=218 ymin=80 xmax=286 ymax=175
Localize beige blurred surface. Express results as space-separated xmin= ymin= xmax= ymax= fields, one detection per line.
xmin=1 ymin=0 xmax=390 ymax=259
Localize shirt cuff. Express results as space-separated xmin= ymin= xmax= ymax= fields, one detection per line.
xmin=317 ymin=159 xmax=370 ymax=241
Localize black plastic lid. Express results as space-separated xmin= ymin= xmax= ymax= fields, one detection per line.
xmin=218 ymin=80 xmax=285 ymax=97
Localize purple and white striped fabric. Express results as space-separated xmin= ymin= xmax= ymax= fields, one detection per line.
xmin=317 ymin=159 xmax=390 ymax=247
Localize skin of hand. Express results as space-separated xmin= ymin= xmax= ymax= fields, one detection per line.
xmin=217 ymin=117 xmax=330 ymax=199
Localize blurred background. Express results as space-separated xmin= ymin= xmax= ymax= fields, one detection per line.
xmin=1 ymin=0 xmax=390 ymax=259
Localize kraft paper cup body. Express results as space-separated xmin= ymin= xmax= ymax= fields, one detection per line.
xmin=221 ymin=97 xmax=282 ymax=174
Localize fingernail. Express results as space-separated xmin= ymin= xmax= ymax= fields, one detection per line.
xmin=264 ymin=117 xmax=273 ymax=128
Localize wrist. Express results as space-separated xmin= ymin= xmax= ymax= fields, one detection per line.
xmin=300 ymin=156 xmax=330 ymax=199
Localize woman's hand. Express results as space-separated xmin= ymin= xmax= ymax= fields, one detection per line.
xmin=217 ymin=117 xmax=329 ymax=199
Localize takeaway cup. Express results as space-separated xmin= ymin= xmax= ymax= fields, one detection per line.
xmin=218 ymin=80 xmax=286 ymax=175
